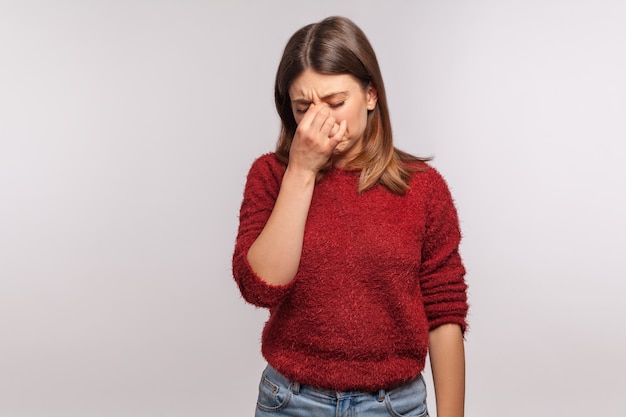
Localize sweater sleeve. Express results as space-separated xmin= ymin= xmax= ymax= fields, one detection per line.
xmin=418 ymin=168 xmax=469 ymax=332
xmin=232 ymin=154 xmax=295 ymax=308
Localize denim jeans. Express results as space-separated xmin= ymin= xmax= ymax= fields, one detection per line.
xmin=255 ymin=365 xmax=429 ymax=417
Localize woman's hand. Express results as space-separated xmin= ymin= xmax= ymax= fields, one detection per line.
xmin=288 ymin=104 xmax=347 ymax=174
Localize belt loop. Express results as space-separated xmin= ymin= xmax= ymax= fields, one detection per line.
xmin=377 ymin=389 xmax=385 ymax=402
xmin=290 ymin=381 xmax=301 ymax=395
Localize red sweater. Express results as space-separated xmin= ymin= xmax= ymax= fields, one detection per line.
xmin=233 ymin=153 xmax=468 ymax=391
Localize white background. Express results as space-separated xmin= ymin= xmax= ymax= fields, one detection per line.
xmin=1 ymin=1 xmax=625 ymax=416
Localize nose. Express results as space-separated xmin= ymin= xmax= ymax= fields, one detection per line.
xmin=311 ymin=102 xmax=333 ymax=115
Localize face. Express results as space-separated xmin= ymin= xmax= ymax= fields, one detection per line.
xmin=288 ymin=69 xmax=377 ymax=165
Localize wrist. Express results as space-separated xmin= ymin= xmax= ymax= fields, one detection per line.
xmin=283 ymin=164 xmax=317 ymax=186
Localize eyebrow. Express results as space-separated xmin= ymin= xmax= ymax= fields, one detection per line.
xmin=291 ymin=91 xmax=349 ymax=105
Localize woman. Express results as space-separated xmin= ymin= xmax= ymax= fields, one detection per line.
xmin=233 ymin=16 xmax=468 ymax=417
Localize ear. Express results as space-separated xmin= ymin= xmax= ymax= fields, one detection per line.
xmin=366 ymin=84 xmax=378 ymax=110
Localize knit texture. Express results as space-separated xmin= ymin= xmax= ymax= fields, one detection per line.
xmin=233 ymin=153 xmax=468 ymax=392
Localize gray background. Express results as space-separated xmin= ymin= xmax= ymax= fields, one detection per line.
xmin=1 ymin=1 xmax=625 ymax=416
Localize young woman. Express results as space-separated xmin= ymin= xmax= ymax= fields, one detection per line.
xmin=233 ymin=16 xmax=469 ymax=417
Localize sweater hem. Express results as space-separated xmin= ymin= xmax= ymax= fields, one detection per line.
xmin=263 ymin=350 xmax=427 ymax=392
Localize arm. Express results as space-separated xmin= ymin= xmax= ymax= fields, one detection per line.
xmin=429 ymin=323 xmax=465 ymax=417
xmin=246 ymin=104 xmax=347 ymax=286
xmin=245 ymin=165 xmax=315 ymax=285
xmin=417 ymin=169 xmax=469 ymax=416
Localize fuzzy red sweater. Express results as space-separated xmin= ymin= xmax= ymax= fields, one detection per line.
xmin=233 ymin=153 xmax=468 ymax=392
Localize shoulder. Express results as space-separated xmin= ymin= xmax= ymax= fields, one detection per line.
xmin=241 ymin=153 xmax=286 ymax=203
xmin=403 ymin=163 xmax=460 ymax=217
xmin=406 ymin=162 xmax=450 ymax=192
xmin=249 ymin=152 xmax=284 ymax=170
xmin=246 ymin=152 xmax=287 ymax=183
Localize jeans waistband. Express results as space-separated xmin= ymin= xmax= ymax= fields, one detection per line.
xmin=264 ymin=365 xmax=387 ymax=402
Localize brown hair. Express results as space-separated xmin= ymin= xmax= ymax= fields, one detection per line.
xmin=274 ymin=16 xmax=429 ymax=194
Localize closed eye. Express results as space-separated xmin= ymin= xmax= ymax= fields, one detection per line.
xmin=295 ymin=105 xmax=310 ymax=114
xmin=293 ymin=100 xmax=344 ymax=115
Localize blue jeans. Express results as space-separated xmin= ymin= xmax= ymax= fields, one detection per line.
xmin=255 ymin=365 xmax=429 ymax=417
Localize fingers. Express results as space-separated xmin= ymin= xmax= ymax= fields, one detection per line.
xmin=329 ymin=120 xmax=348 ymax=145
xmin=309 ymin=104 xmax=335 ymax=136
xmin=292 ymin=103 xmax=347 ymax=157
xmin=298 ymin=103 xmax=328 ymax=132
xmin=296 ymin=104 xmax=338 ymax=142
xmin=329 ymin=122 xmax=340 ymax=137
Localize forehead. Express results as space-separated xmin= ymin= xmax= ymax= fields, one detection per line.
xmin=289 ymin=69 xmax=361 ymax=99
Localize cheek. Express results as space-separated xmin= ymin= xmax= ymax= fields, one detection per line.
xmin=334 ymin=108 xmax=365 ymax=136
xmin=334 ymin=104 xmax=367 ymax=125
xmin=331 ymin=107 xmax=349 ymax=121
